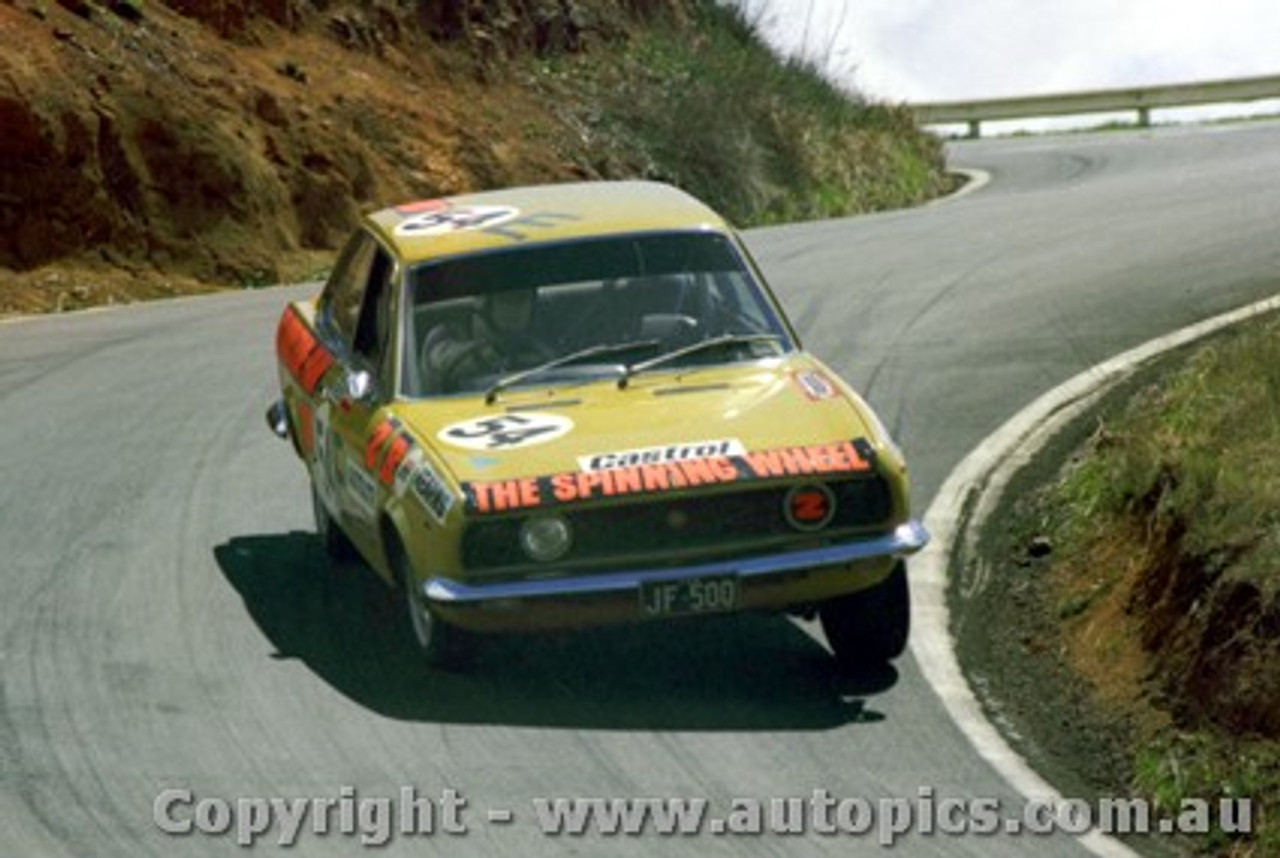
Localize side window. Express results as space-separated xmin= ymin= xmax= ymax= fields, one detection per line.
xmin=318 ymin=232 xmax=377 ymax=348
xmin=352 ymin=247 xmax=395 ymax=378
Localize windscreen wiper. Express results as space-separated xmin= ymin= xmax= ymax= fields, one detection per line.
xmin=617 ymin=333 xmax=784 ymax=390
xmin=484 ymin=339 xmax=661 ymax=403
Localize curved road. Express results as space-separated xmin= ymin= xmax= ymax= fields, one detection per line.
xmin=3 ymin=122 xmax=1279 ymax=857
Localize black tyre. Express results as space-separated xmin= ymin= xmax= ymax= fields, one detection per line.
xmin=311 ymin=482 xmax=356 ymax=561
xmin=820 ymin=561 xmax=910 ymax=671
xmin=388 ymin=535 xmax=468 ymax=670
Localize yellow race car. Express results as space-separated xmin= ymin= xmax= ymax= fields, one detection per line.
xmin=267 ymin=181 xmax=928 ymax=670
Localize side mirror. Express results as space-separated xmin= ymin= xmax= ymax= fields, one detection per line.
xmin=343 ymin=370 xmax=375 ymax=406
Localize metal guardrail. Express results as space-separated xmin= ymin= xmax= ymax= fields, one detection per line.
xmin=912 ymin=74 xmax=1280 ymax=138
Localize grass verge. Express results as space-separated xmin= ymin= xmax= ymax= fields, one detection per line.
xmin=1016 ymin=312 xmax=1280 ymax=855
xmin=528 ymin=0 xmax=953 ymax=228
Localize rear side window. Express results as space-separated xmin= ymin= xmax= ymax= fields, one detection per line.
xmin=318 ymin=232 xmax=378 ymax=347
xmin=351 ymin=248 xmax=396 ymax=383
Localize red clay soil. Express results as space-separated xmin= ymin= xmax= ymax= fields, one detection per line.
xmin=0 ymin=0 xmax=677 ymax=314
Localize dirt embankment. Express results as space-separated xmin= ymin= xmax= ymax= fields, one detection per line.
xmin=0 ymin=0 xmax=685 ymax=312
xmin=958 ymin=318 xmax=1280 ymax=856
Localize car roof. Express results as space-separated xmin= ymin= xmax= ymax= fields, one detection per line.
xmin=364 ymin=181 xmax=733 ymax=263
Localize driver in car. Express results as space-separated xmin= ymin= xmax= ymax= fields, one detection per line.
xmin=421 ymin=289 xmax=552 ymax=394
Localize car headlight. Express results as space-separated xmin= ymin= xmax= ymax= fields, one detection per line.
xmin=519 ymin=515 xmax=573 ymax=563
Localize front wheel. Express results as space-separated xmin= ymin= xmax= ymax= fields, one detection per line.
xmin=389 ymin=537 xmax=468 ymax=670
xmin=820 ymin=561 xmax=910 ymax=672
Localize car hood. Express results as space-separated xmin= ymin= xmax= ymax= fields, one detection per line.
xmin=393 ymin=354 xmax=880 ymax=488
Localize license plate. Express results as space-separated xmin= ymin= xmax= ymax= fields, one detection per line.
xmin=640 ymin=574 xmax=739 ymax=618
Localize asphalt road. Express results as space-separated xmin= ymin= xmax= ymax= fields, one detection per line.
xmin=3 ymin=121 xmax=1279 ymax=857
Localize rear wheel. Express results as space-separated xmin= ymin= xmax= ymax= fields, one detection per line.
xmin=820 ymin=561 xmax=910 ymax=671
xmin=311 ymin=482 xmax=355 ymax=561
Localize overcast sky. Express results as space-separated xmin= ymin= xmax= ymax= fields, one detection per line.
xmin=737 ymin=0 xmax=1280 ymax=104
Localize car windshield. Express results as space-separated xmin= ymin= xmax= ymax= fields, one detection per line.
xmin=402 ymin=231 xmax=794 ymax=398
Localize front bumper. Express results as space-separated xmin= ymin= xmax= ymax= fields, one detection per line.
xmin=424 ymin=520 xmax=929 ymax=630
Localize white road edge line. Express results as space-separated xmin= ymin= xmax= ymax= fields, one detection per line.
xmin=932 ymin=168 xmax=992 ymax=204
xmin=909 ymin=292 xmax=1280 ymax=858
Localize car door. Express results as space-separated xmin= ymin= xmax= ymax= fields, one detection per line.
xmin=312 ymin=230 xmax=397 ymax=554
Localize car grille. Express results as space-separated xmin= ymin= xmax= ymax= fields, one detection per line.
xmin=461 ymin=476 xmax=893 ymax=572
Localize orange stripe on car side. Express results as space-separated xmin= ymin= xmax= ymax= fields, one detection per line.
xmin=365 ymin=420 xmax=397 ymax=470
xmin=379 ymin=435 xmax=412 ymax=486
xmin=294 ymin=400 xmax=316 ymax=458
xmin=276 ymin=308 xmax=334 ymax=395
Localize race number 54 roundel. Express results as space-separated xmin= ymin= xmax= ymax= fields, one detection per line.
xmin=438 ymin=413 xmax=573 ymax=451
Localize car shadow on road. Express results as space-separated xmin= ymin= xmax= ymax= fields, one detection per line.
xmin=214 ymin=532 xmax=900 ymax=732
